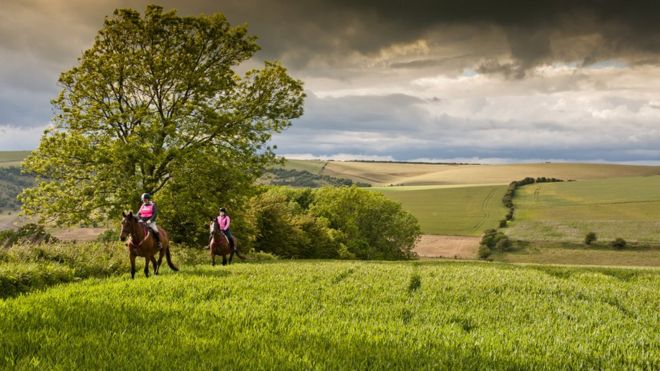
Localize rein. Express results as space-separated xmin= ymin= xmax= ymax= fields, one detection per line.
xmin=128 ymin=221 xmax=151 ymax=250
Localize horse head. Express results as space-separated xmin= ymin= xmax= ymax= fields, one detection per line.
xmin=209 ymin=216 xmax=219 ymax=235
xmin=120 ymin=211 xmax=137 ymax=242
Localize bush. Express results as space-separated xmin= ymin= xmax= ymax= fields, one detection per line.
xmin=96 ymin=229 xmax=119 ymax=242
xmin=478 ymin=244 xmax=492 ymax=259
xmin=249 ymin=186 xmax=420 ymax=260
xmin=0 ymin=223 xmax=57 ymax=248
xmin=479 ymin=229 xmax=512 ymax=258
xmin=611 ymin=238 xmax=627 ymax=250
xmin=499 ymin=219 xmax=508 ymax=228
xmin=311 ymin=187 xmax=420 ymax=260
xmin=584 ymin=232 xmax=597 ymax=245
xmin=495 ymin=238 xmax=512 ymax=252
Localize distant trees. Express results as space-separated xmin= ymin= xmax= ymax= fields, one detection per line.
xmin=502 ymin=177 xmax=563 ymax=222
xmin=263 ymin=168 xmax=371 ymax=188
xmin=0 ymin=167 xmax=33 ymax=210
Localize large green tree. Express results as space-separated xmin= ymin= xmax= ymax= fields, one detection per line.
xmin=20 ymin=5 xmax=304 ymax=242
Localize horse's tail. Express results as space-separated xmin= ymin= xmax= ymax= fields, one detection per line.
xmin=166 ymin=246 xmax=179 ymax=271
xmin=236 ymin=250 xmax=247 ymax=260
xmin=233 ymin=237 xmax=246 ymax=260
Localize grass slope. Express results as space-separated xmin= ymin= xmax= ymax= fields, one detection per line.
xmin=0 ymin=261 xmax=658 ymax=369
xmin=507 ymin=175 xmax=660 ymax=243
xmin=375 ymin=185 xmax=508 ymax=236
xmin=280 ymin=159 xmax=327 ymax=174
xmin=0 ymin=151 xmax=29 ymax=168
xmin=321 ymin=161 xmax=660 ymax=186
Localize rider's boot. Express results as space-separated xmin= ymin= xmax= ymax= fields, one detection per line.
xmin=154 ymin=231 xmax=162 ymax=251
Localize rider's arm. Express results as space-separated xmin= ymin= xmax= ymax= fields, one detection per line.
xmin=150 ymin=203 xmax=158 ymax=223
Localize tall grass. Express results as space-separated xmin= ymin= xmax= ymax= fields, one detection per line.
xmin=0 ymin=242 xmax=210 ymax=298
xmin=0 ymin=261 xmax=658 ymax=369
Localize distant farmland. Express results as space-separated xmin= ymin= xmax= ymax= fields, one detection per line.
xmin=319 ymin=161 xmax=660 ymax=186
xmin=507 ymin=175 xmax=660 ymax=243
xmin=0 ymin=151 xmax=29 ymax=168
xmin=375 ymin=185 xmax=508 ymax=236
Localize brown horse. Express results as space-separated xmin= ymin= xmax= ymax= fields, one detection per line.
xmin=209 ymin=218 xmax=245 ymax=266
xmin=120 ymin=211 xmax=179 ymax=278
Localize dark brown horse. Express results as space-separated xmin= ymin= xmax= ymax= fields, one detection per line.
xmin=209 ymin=218 xmax=245 ymax=266
xmin=120 ymin=211 xmax=179 ymax=278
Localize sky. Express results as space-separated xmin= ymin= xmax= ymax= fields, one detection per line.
xmin=2 ymin=0 xmax=660 ymax=164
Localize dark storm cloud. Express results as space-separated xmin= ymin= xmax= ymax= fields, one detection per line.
xmin=153 ymin=0 xmax=660 ymax=77
xmin=2 ymin=0 xmax=660 ymax=162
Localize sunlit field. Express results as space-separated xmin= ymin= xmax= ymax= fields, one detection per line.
xmin=375 ymin=185 xmax=508 ymax=236
xmin=1 ymin=260 xmax=658 ymax=369
xmin=507 ymin=176 xmax=660 ymax=243
xmin=320 ymin=161 xmax=660 ymax=186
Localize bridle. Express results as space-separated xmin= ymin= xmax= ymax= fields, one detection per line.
xmin=122 ymin=216 xmax=151 ymax=250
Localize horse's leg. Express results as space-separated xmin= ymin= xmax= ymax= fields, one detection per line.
xmin=211 ymin=246 xmax=216 ymax=266
xmin=222 ymin=254 xmax=227 ymax=266
xmin=229 ymin=250 xmax=234 ymax=265
xmin=144 ymin=257 xmax=150 ymax=277
xmin=150 ymin=255 xmax=159 ymax=275
xmin=157 ymin=248 xmax=164 ymax=271
xmin=130 ymin=252 xmax=136 ymax=279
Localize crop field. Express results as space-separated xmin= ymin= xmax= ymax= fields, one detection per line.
xmin=507 ymin=176 xmax=660 ymax=243
xmin=0 ymin=151 xmax=29 ymax=168
xmin=321 ymin=161 xmax=660 ymax=186
xmin=375 ymin=185 xmax=508 ymax=236
xmin=0 ymin=260 xmax=658 ymax=369
xmin=494 ymin=244 xmax=660 ymax=266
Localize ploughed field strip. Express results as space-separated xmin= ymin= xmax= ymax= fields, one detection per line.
xmin=1 ymin=261 xmax=657 ymax=369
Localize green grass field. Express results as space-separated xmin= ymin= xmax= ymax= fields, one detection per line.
xmin=507 ymin=176 xmax=660 ymax=243
xmin=0 ymin=260 xmax=657 ymax=369
xmin=493 ymin=243 xmax=660 ymax=266
xmin=375 ymin=185 xmax=508 ymax=236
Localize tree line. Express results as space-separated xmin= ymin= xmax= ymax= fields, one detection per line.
xmin=263 ymin=168 xmax=371 ymax=188
xmin=0 ymin=167 xmax=33 ymax=211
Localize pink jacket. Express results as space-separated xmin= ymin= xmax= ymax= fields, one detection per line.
xmin=217 ymin=215 xmax=231 ymax=231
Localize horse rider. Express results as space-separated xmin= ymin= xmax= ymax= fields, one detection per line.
xmin=217 ymin=207 xmax=236 ymax=252
xmin=138 ymin=193 xmax=161 ymax=250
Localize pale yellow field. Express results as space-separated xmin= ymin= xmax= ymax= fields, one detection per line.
xmin=0 ymin=151 xmax=29 ymax=168
xmin=321 ymin=161 xmax=660 ymax=186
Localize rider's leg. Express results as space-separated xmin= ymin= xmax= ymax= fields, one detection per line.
xmin=225 ymin=229 xmax=236 ymax=252
xmin=150 ymin=223 xmax=162 ymax=250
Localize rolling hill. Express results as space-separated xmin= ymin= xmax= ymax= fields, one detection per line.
xmin=374 ymin=184 xmax=508 ymax=236
xmin=317 ymin=161 xmax=660 ymax=186
xmin=507 ymin=175 xmax=660 ymax=243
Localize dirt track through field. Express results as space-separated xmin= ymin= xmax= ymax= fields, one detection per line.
xmin=414 ymin=235 xmax=480 ymax=259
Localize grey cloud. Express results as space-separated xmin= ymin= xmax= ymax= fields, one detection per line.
xmin=274 ymin=91 xmax=660 ymax=163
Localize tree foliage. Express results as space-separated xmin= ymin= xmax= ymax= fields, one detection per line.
xmin=19 ymin=5 xmax=305 ymax=242
xmin=249 ymin=186 xmax=420 ymax=260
